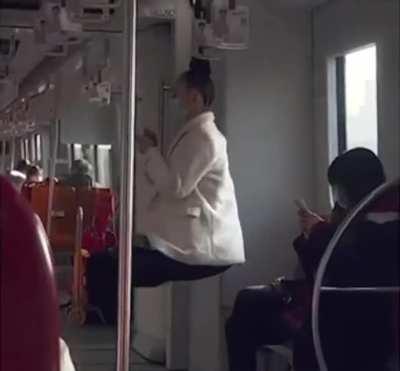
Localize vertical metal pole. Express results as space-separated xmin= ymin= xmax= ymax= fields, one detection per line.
xmin=117 ymin=0 xmax=136 ymax=370
xmin=159 ymin=84 xmax=171 ymax=156
xmin=20 ymin=138 xmax=24 ymax=159
xmin=30 ymin=134 xmax=36 ymax=163
xmin=1 ymin=140 xmax=6 ymax=173
xmin=10 ymin=137 xmax=16 ymax=170
xmin=46 ymin=120 xmax=60 ymax=235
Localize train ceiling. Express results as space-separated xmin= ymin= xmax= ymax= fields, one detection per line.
xmin=0 ymin=0 xmax=328 ymax=136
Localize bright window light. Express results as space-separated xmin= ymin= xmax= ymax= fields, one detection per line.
xmin=345 ymin=45 xmax=378 ymax=153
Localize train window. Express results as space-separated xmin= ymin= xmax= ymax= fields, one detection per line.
xmin=24 ymin=139 xmax=29 ymax=162
xmin=336 ymin=44 xmax=378 ymax=154
xmin=20 ymin=140 xmax=25 ymax=159
xmin=70 ymin=143 xmax=112 ymax=187
xmin=96 ymin=144 xmax=112 ymax=187
xmin=35 ymin=134 xmax=42 ymax=162
xmin=29 ymin=136 xmax=35 ymax=163
xmin=0 ymin=141 xmax=10 ymax=156
xmin=72 ymin=143 xmax=82 ymax=160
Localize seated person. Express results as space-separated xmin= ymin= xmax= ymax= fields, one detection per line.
xmin=26 ymin=165 xmax=43 ymax=183
xmin=64 ymin=159 xmax=93 ymax=188
xmin=7 ymin=170 xmax=27 ymax=192
xmin=315 ymin=162 xmax=399 ymax=371
xmin=15 ymin=159 xmax=30 ymax=175
xmin=225 ymin=148 xmax=387 ymax=371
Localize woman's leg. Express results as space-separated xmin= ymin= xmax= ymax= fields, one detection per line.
xmin=225 ymin=286 xmax=294 ymax=371
xmin=133 ymin=247 xmax=230 ymax=287
xmin=86 ymin=248 xmax=229 ymax=322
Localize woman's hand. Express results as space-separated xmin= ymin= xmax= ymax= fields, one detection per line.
xmin=137 ymin=129 xmax=158 ymax=154
xmin=298 ymin=209 xmax=324 ymax=238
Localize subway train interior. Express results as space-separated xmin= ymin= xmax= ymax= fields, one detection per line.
xmin=0 ymin=0 xmax=399 ymax=371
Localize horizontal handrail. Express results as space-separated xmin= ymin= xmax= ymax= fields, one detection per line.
xmin=321 ymin=286 xmax=400 ymax=293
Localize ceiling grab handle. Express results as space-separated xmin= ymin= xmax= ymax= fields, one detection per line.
xmin=312 ymin=179 xmax=400 ymax=371
xmin=116 ymin=0 xmax=137 ymax=370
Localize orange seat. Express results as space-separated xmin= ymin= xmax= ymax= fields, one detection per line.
xmin=76 ymin=187 xmax=97 ymax=231
xmin=76 ymin=187 xmax=116 ymax=232
xmin=30 ymin=181 xmax=50 ymax=227
xmin=31 ymin=182 xmax=78 ymax=250
xmin=93 ymin=188 xmax=116 ymax=230
xmin=21 ymin=182 xmax=33 ymax=201
xmin=0 ymin=176 xmax=60 ymax=371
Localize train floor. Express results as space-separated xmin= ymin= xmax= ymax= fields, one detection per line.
xmin=62 ymin=316 xmax=167 ymax=371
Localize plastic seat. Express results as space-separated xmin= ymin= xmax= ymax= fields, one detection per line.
xmin=76 ymin=187 xmax=116 ymax=234
xmin=76 ymin=187 xmax=97 ymax=231
xmin=93 ymin=188 xmax=116 ymax=232
xmin=31 ymin=182 xmax=78 ymax=250
xmin=0 ymin=176 xmax=60 ymax=371
xmin=30 ymin=181 xmax=51 ymax=225
xmin=21 ymin=182 xmax=35 ymax=201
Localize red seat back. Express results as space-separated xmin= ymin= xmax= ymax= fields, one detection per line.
xmin=93 ymin=188 xmax=115 ymax=231
xmin=31 ymin=181 xmax=78 ymax=250
xmin=0 ymin=176 xmax=60 ymax=371
xmin=76 ymin=188 xmax=97 ymax=231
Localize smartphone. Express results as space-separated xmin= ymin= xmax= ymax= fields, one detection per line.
xmin=294 ymin=198 xmax=312 ymax=214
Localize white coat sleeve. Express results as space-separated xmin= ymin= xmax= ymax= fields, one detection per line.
xmin=144 ymin=131 xmax=217 ymax=199
xmin=60 ymin=339 xmax=76 ymax=371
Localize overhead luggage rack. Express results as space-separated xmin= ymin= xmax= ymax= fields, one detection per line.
xmin=0 ymin=0 xmax=41 ymax=10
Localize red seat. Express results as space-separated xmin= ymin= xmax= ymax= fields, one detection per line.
xmin=31 ymin=182 xmax=78 ymax=251
xmin=76 ymin=188 xmax=97 ymax=231
xmin=93 ymin=188 xmax=115 ymax=232
xmin=0 ymin=176 xmax=60 ymax=371
xmin=21 ymin=182 xmax=34 ymax=201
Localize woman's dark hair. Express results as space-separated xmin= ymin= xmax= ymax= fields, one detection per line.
xmin=328 ymin=148 xmax=386 ymax=205
xmin=71 ymin=159 xmax=92 ymax=175
xmin=27 ymin=165 xmax=41 ymax=178
xmin=179 ymin=57 xmax=215 ymax=107
xmin=15 ymin=159 xmax=30 ymax=174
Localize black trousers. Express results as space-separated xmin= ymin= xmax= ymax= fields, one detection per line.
xmin=225 ymin=286 xmax=294 ymax=371
xmin=132 ymin=246 xmax=230 ymax=286
xmin=86 ymin=247 xmax=230 ymax=323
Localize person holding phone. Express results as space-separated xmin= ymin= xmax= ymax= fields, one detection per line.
xmin=226 ymin=148 xmax=388 ymax=371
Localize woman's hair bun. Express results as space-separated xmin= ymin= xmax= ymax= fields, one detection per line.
xmin=189 ymin=57 xmax=211 ymax=79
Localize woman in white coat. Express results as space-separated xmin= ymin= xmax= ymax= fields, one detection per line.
xmin=132 ymin=58 xmax=245 ymax=286
xmin=87 ymin=59 xmax=245 ymax=294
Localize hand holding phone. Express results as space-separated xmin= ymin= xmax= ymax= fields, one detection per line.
xmin=294 ymin=198 xmax=312 ymax=214
xmin=294 ymin=199 xmax=323 ymax=237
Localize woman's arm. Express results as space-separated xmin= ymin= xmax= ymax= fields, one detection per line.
xmin=144 ymin=131 xmax=218 ymax=199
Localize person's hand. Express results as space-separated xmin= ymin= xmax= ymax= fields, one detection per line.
xmin=137 ymin=129 xmax=158 ymax=154
xmin=297 ymin=209 xmax=324 ymax=238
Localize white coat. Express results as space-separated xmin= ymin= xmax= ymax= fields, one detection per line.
xmin=143 ymin=111 xmax=245 ymax=266
xmin=60 ymin=339 xmax=76 ymax=371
